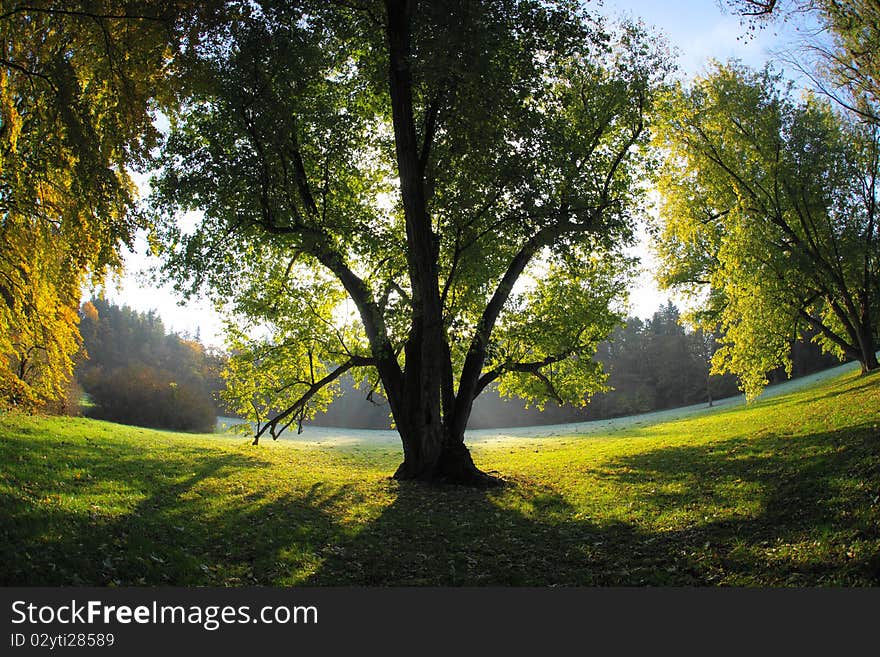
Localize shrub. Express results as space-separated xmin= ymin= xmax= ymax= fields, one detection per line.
xmin=86 ymin=365 xmax=216 ymax=433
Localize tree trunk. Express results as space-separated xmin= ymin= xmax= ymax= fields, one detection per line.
xmin=854 ymin=317 xmax=879 ymax=373
xmin=383 ymin=340 xmax=500 ymax=486
xmin=392 ymin=423 xmax=502 ymax=487
xmin=859 ymin=333 xmax=879 ymax=373
xmin=376 ymin=2 xmax=502 ymax=487
xmin=381 ymin=342 xmax=501 ymax=487
xmin=379 ymin=1 xmax=500 ymax=488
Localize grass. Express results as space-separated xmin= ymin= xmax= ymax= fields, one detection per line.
xmin=1 ymin=369 xmax=879 ymax=586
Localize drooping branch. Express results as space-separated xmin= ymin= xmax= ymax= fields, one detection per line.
xmin=474 ymin=350 xmax=578 ymax=399
xmin=797 ymin=308 xmax=861 ymax=360
xmin=253 ymin=355 xmax=374 ymax=443
xmin=255 ymin=217 xmax=403 ymax=388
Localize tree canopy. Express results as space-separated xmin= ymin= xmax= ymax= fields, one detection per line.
xmin=151 ymin=0 xmax=670 ymax=483
xmin=0 ymin=1 xmax=213 ymax=408
xmin=655 ymin=62 xmax=879 ymax=397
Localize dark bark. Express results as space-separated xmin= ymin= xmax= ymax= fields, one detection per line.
xmin=392 ymin=427 xmax=501 ymax=487
xmin=857 ymin=325 xmax=879 ymax=373
xmin=382 ymin=0 xmax=497 ymax=486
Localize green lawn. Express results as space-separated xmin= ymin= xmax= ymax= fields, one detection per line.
xmin=1 ymin=369 xmax=879 ymax=586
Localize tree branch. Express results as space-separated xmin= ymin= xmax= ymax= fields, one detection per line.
xmin=0 ymin=5 xmax=168 ymax=22
xmin=728 ymin=0 xmax=779 ymax=18
xmin=797 ymin=308 xmax=860 ymax=360
xmin=254 ymin=355 xmax=374 ymax=442
xmin=419 ymin=91 xmax=444 ymax=174
xmin=474 ymin=350 xmax=577 ymax=398
xmin=0 ymin=58 xmax=58 ymax=92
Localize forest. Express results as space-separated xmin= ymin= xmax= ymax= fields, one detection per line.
xmin=75 ymin=298 xmax=225 ymax=432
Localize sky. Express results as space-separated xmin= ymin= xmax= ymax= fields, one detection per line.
xmin=105 ymin=0 xmax=813 ymax=349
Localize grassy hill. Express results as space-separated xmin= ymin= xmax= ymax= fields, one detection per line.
xmin=1 ymin=369 xmax=878 ymax=586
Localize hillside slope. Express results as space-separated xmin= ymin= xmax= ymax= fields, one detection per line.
xmin=1 ymin=368 xmax=878 ymax=586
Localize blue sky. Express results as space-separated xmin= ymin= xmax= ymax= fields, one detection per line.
xmin=600 ymin=0 xmax=805 ymax=74
xmin=108 ymin=1 xmax=813 ymax=347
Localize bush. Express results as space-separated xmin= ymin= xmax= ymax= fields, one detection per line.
xmin=40 ymin=377 xmax=85 ymax=417
xmin=86 ymin=365 xmax=216 ymax=433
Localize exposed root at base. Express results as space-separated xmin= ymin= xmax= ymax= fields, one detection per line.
xmin=392 ymin=445 xmax=505 ymax=488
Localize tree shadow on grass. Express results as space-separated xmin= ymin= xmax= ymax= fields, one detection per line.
xmin=305 ymin=425 xmax=880 ymax=586
xmin=0 ymin=436 xmax=367 ymax=586
xmin=303 ymin=474 xmax=743 ymax=586
xmin=304 ymin=477 xmax=630 ymax=586
xmin=587 ymin=425 xmax=880 ymax=585
xmin=3 ymin=419 xmax=878 ymax=586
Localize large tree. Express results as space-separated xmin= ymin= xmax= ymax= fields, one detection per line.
xmin=151 ymin=0 xmax=668 ymax=484
xmin=0 ymin=1 xmax=216 ymax=408
xmin=655 ymin=62 xmax=879 ymax=398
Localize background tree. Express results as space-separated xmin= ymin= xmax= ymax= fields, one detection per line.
xmin=585 ymin=303 xmax=740 ymax=417
xmin=0 ymin=1 xmax=215 ymax=409
xmin=655 ymin=62 xmax=879 ymax=398
xmin=151 ymin=0 xmax=671 ymax=484
xmin=77 ymin=298 xmax=224 ymax=432
xmin=727 ymin=0 xmax=880 ymax=124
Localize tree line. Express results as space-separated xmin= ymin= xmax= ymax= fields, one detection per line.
xmin=312 ymin=300 xmax=839 ymax=429
xmin=76 ymin=298 xmax=226 ymax=433
xmin=49 ymin=297 xmax=841 ymax=434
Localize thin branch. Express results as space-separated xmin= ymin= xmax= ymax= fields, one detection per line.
xmin=419 ymin=91 xmax=444 ymax=174
xmin=797 ymin=308 xmax=860 ymax=360
xmin=254 ymin=356 xmax=374 ymax=441
xmin=0 ymin=58 xmax=58 ymax=92
xmin=325 ymin=0 xmax=383 ymax=27
xmin=0 ymin=5 xmax=168 ymax=22
xmin=475 ymin=350 xmax=577 ymax=397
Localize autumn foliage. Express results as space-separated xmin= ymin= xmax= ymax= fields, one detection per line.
xmin=0 ymin=3 xmax=206 ymax=410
